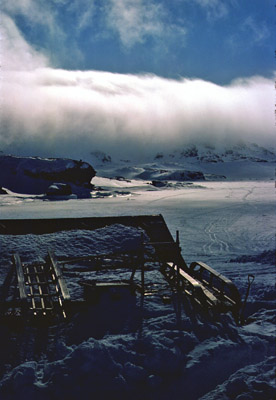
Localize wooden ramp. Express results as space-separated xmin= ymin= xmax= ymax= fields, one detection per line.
xmin=10 ymin=250 xmax=70 ymax=320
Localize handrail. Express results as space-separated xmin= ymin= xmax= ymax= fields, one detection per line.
xmin=189 ymin=261 xmax=241 ymax=305
xmin=12 ymin=253 xmax=28 ymax=302
xmin=47 ymin=250 xmax=71 ymax=302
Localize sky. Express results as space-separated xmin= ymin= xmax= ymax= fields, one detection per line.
xmin=0 ymin=0 xmax=275 ymax=160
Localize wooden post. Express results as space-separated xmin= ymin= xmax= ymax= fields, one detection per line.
xmin=176 ymin=231 xmax=180 ymax=290
xmin=140 ymin=233 xmax=145 ymax=295
xmin=176 ymin=230 xmax=180 ymax=246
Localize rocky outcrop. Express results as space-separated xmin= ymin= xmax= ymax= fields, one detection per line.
xmin=164 ymin=170 xmax=205 ymax=181
xmin=0 ymin=155 xmax=96 ymax=195
xmin=151 ymin=180 xmax=168 ymax=187
xmin=46 ymin=183 xmax=73 ymax=196
xmin=0 ymin=187 xmax=8 ymax=195
xmin=137 ymin=168 xmax=205 ymax=181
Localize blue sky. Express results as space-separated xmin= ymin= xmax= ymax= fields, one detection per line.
xmin=0 ymin=0 xmax=275 ymax=159
xmin=2 ymin=0 xmax=273 ymax=83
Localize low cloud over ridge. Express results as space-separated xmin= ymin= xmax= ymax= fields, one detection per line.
xmin=1 ymin=67 xmax=274 ymax=160
xmin=0 ymin=14 xmax=274 ymax=160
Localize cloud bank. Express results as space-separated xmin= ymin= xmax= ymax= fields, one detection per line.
xmin=0 ymin=5 xmax=274 ymax=161
xmin=1 ymin=66 xmax=274 ymax=160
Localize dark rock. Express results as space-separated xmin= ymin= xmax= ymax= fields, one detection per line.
xmin=0 ymin=155 xmax=96 ymax=195
xmin=0 ymin=187 xmax=8 ymax=194
xmin=226 ymin=377 xmax=249 ymax=398
xmin=46 ymin=183 xmax=72 ymax=196
xmin=102 ymin=155 xmax=111 ymax=163
xmin=91 ymin=151 xmax=111 ymax=163
xmin=180 ymin=145 xmax=198 ymax=157
xmin=115 ymin=176 xmax=131 ymax=182
xmin=151 ymin=180 xmax=168 ymax=187
xmin=165 ymin=170 xmax=205 ymax=181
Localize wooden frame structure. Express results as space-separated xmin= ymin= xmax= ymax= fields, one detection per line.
xmin=0 ymin=215 xmax=242 ymax=323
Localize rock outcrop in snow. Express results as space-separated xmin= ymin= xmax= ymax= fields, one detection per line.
xmin=0 ymin=187 xmax=8 ymax=195
xmin=0 ymin=155 xmax=96 ymax=195
xmin=137 ymin=168 xmax=205 ymax=181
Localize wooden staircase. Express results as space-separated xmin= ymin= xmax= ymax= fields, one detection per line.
xmin=148 ymin=234 xmax=241 ymax=317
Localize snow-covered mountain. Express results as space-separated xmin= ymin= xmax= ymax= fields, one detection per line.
xmin=87 ymin=141 xmax=276 ymax=182
xmin=154 ymin=141 xmax=276 ymax=164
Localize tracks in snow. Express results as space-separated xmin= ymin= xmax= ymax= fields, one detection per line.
xmin=202 ymin=217 xmax=232 ymax=255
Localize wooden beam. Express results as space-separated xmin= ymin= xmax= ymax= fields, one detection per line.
xmin=12 ymin=253 xmax=27 ymax=302
xmin=48 ymin=250 xmax=71 ymax=302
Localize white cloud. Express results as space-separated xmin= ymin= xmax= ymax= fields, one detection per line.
xmin=0 ymin=14 xmax=49 ymax=71
xmin=194 ymin=0 xmax=229 ymax=20
xmin=1 ymin=0 xmax=96 ymax=33
xmin=227 ymin=15 xmax=271 ymax=53
xmin=1 ymin=0 xmax=187 ymax=66
xmin=1 ymin=67 xmax=274 ymax=159
xmin=66 ymin=0 xmax=96 ymax=32
xmin=105 ymin=0 xmax=184 ymax=48
xmin=1 ymin=0 xmax=57 ymax=34
xmin=0 ymin=0 xmax=93 ymax=68
xmin=242 ymin=17 xmax=270 ymax=44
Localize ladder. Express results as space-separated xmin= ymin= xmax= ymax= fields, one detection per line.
xmin=12 ymin=250 xmax=70 ymax=320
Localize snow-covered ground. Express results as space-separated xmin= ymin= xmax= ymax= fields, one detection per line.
xmin=0 ymin=178 xmax=275 ymax=400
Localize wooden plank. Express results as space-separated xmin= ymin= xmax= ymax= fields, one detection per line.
xmin=12 ymin=253 xmax=28 ymax=302
xmin=48 ymin=250 xmax=71 ymax=302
